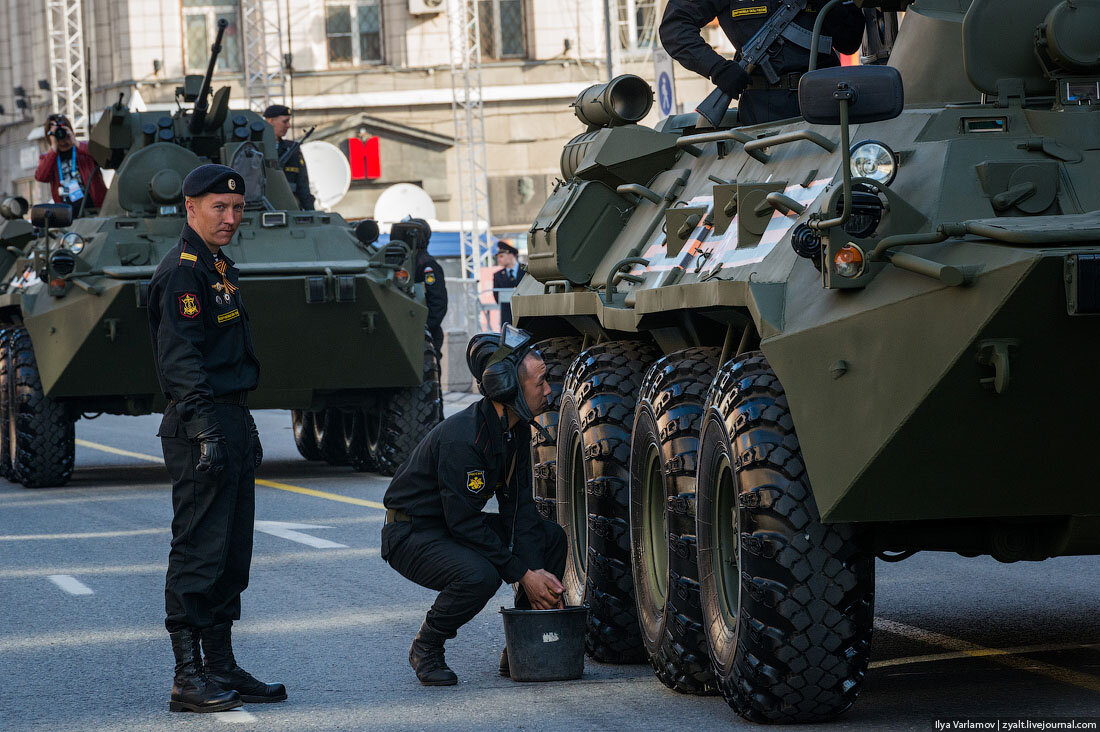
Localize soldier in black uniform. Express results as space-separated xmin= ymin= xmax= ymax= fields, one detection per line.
xmin=660 ymin=0 xmax=866 ymax=126
xmin=263 ymin=104 xmax=315 ymax=210
xmin=148 ymin=164 xmax=286 ymax=713
xmin=402 ymin=217 xmax=448 ymax=358
xmin=492 ymin=239 xmax=524 ymax=326
xmin=381 ymin=325 xmax=567 ymax=686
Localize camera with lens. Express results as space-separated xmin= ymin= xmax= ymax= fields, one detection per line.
xmin=50 ymin=126 xmax=69 ymax=141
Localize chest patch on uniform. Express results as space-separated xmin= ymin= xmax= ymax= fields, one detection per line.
xmin=467 ymin=470 xmax=486 ymax=493
xmin=731 ymin=5 xmax=768 ymax=18
xmin=217 ymin=308 xmax=240 ymax=324
xmin=179 ymin=293 xmax=200 ymax=318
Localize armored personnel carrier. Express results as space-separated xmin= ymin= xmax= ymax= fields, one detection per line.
xmin=0 ymin=21 xmax=440 ymax=488
xmin=516 ymin=0 xmax=1100 ymax=722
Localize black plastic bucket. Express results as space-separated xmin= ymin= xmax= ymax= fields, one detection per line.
xmin=500 ymin=605 xmax=587 ymax=682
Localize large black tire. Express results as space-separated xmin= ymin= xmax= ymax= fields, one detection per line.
xmin=530 ymin=337 xmax=582 ymax=521
xmin=343 ymin=407 xmax=377 ymax=473
xmin=368 ymin=337 xmax=442 ymax=476
xmin=556 ymin=340 xmax=659 ymax=663
xmin=0 ymin=328 xmax=12 ymax=480
xmin=696 ymin=352 xmax=874 ymax=723
xmin=313 ymin=408 xmax=349 ymax=466
xmin=291 ymin=410 xmax=324 ymax=461
xmin=629 ymin=347 xmax=720 ymax=695
xmin=7 ymin=327 xmax=75 ymax=488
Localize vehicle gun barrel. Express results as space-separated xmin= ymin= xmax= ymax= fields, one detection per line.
xmin=189 ymin=18 xmax=228 ymax=134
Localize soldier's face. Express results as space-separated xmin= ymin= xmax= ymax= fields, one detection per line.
xmin=519 ymin=353 xmax=551 ymax=416
xmin=269 ymin=115 xmax=291 ymax=138
xmin=186 ymin=193 xmax=245 ymax=249
xmin=497 ymin=251 xmax=516 ymax=268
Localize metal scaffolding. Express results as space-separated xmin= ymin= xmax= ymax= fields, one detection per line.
xmin=241 ymin=0 xmax=286 ymax=113
xmin=447 ymin=0 xmax=494 ymax=307
xmin=44 ymin=0 xmax=88 ymax=135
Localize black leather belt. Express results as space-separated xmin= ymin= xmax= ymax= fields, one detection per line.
xmin=385 ymin=509 xmax=411 ymax=524
xmin=746 ymin=71 xmax=804 ymax=91
xmin=213 ymin=391 xmax=248 ymax=406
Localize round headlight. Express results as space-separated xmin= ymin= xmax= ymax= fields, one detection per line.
xmin=849 ymin=140 xmax=897 ymax=186
xmin=833 ymin=243 xmax=866 ymax=279
xmin=61 ymin=232 xmax=85 ymax=254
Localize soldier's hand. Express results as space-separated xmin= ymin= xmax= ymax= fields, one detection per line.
xmin=194 ymin=426 xmax=228 ymax=477
xmin=711 ymin=61 xmax=751 ymax=99
xmin=520 ymin=569 xmax=565 ymax=610
xmin=247 ymin=412 xmax=263 ymax=469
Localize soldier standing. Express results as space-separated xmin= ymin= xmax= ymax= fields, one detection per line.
xmin=659 ymin=0 xmax=867 ymax=125
xmin=406 ymin=217 xmax=448 ymax=358
xmin=148 ymin=164 xmax=285 ymax=713
xmin=381 ymin=326 xmax=567 ymax=685
xmin=263 ymin=104 xmax=315 ymax=210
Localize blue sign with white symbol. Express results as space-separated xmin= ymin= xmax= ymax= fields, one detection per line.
xmin=657 ymin=72 xmax=674 ymax=116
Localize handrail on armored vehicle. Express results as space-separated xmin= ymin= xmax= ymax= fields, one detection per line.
xmin=87 ymin=260 xmax=379 ymax=280
xmin=676 ymin=129 xmax=769 ymax=163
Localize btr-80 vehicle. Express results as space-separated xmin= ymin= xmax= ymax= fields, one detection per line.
xmin=0 ymin=21 xmax=440 ymax=488
xmin=515 ymin=0 xmax=1100 ymax=722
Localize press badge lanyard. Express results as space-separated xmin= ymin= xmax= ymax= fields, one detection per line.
xmin=57 ymin=153 xmax=83 ymax=202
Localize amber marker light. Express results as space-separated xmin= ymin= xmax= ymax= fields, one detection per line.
xmin=834 ymin=244 xmax=865 ymax=278
xmin=394 ymin=269 xmax=410 ymax=283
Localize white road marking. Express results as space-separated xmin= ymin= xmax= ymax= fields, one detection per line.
xmin=46 ymin=575 xmax=94 ymax=596
xmin=254 ymin=521 xmax=348 ymax=549
xmin=216 ymin=708 xmax=257 ymax=723
xmin=0 ymin=528 xmax=167 ymax=541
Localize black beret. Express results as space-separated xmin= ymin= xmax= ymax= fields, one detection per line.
xmin=262 ymin=104 xmax=291 ymax=118
xmin=183 ymin=164 xmax=246 ymax=197
xmin=496 ymin=240 xmax=518 ymax=256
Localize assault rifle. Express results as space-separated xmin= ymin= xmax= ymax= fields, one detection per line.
xmin=695 ymin=0 xmax=809 ymax=128
xmin=278 ymin=126 xmax=316 ymax=167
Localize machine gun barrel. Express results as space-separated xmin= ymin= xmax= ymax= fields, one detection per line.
xmin=189 ymin=18 xmax=228 ymax=134
xmin=278 ymin=126 xmax=316 ymax=167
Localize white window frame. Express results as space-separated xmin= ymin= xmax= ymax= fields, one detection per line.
xmin=479 ymin=0 xmax=528 ymax=61
xmin=182 ymin=2 xmax=243 ymax=73
xmin=325 ymin=0 xmax=384 ymax=68
xmin=616 ymin=0 xmax=659 ymax=59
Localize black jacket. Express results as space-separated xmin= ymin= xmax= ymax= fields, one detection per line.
xmin=277 ymin=138 xmax=315 ymax=210
xmin=660 ymin=0 xmax=866 ymax=124
xmin=492 ymin=265 xmax=524 ymax=303
xmin=415 ymin=250 xmax=448 ymax=331
xmin=148 ymin=224 xmax=261 ymax=438
xmin=383 ymin=398 xmax=544 ymax=583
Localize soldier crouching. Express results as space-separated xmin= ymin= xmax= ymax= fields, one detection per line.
xmin=381 ymin=325 xmax=567 ymax=685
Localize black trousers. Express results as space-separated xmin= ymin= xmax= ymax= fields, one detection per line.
xmin=499 ymin=303 xmax=513 ymax=326
xmin=161 ymin=404 xmax=255 ymax=632
xmin=428 ymin=323 xmax=444 ymax=360
xmin=381 ymin=516 xmax=567 ymax=637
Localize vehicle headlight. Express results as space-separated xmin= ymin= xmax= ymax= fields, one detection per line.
xmin=833 ymin=243 xmax=866 ymax=279
xmin=61 ymin=231 xmax=85 ymax=254
xmin=849 ymin=140 xmax=897 ymax=186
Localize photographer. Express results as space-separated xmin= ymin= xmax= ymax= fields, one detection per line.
xmin=34 ymin=113 xmax=106 ymax=216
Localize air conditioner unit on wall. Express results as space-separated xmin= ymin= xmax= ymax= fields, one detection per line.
xmin=409 ymin=0 xmax=444 ymax=15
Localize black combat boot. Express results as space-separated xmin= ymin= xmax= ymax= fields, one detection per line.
xmin=201 ymin=622 xmax=287 ymax=703
xmin=499 ymin=648 xmax=510 ymax=678
xmin=409 ymin=620 xmax=458 ymax=686
xmin=169 ymin=628 xmax=242 ymax=713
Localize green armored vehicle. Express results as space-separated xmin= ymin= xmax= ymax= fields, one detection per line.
xmin=0 ymin=22 xmax=440 ymax=488
xmin=516 ymin=0 xmax=1100 ymax=722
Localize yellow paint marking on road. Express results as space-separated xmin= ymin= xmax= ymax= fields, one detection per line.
xmin=875 ymin=618 xmax=1100 ymax=694
xmin=75 ymin=438 xmax=385 ymax=510
xmin=0 ymin=528 xmax=167 ymax=541
xmin=871 ymin=641 xmax=1100 ymax=670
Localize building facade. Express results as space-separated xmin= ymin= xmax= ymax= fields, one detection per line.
xmin=0 ymin=0 xmax=723 ymax=228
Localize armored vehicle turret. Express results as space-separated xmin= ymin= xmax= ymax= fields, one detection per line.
xmin=0 ymin=20 xmax=441 ymax=488
xmin=516 ymin=0 xmax=1100 ymax=721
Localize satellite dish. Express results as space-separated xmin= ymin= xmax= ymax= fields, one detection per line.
xmin=373 ymin=183 xmax=437 ymax=222
xmin=300 ymin=140 xmax=351 ymax=210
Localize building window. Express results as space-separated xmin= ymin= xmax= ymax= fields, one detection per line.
xmin=183 ymin=0 xmax=242 ymax=73
xmin=326 ymin=0 xmax=383 ymax=66
xmin=478 ymin=0 xmax=526 ymax=60
xmin=616 ymin=0 xmax=658 ymax=57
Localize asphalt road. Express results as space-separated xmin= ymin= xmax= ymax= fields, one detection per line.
xmin=0 ymin=401 xmax=1097 ymax=732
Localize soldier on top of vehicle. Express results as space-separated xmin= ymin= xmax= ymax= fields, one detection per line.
xmin=263 ymin=104 xmax=315 ymax=210
xmin=34 ymin=113 xmax=106 ymax=217
xmin=659 ymin=0 xmax=867 ymax=125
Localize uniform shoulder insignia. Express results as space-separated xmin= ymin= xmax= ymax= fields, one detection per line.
xmin=466 ymin=470 xmax=486 ymax=494
xmin=179 ymin=248 xmax=198 ymax=267
xmin=426 ymin=271 xmax=436 ymax=285
xmin=178 ymin=292 xmax=201 ymax=319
